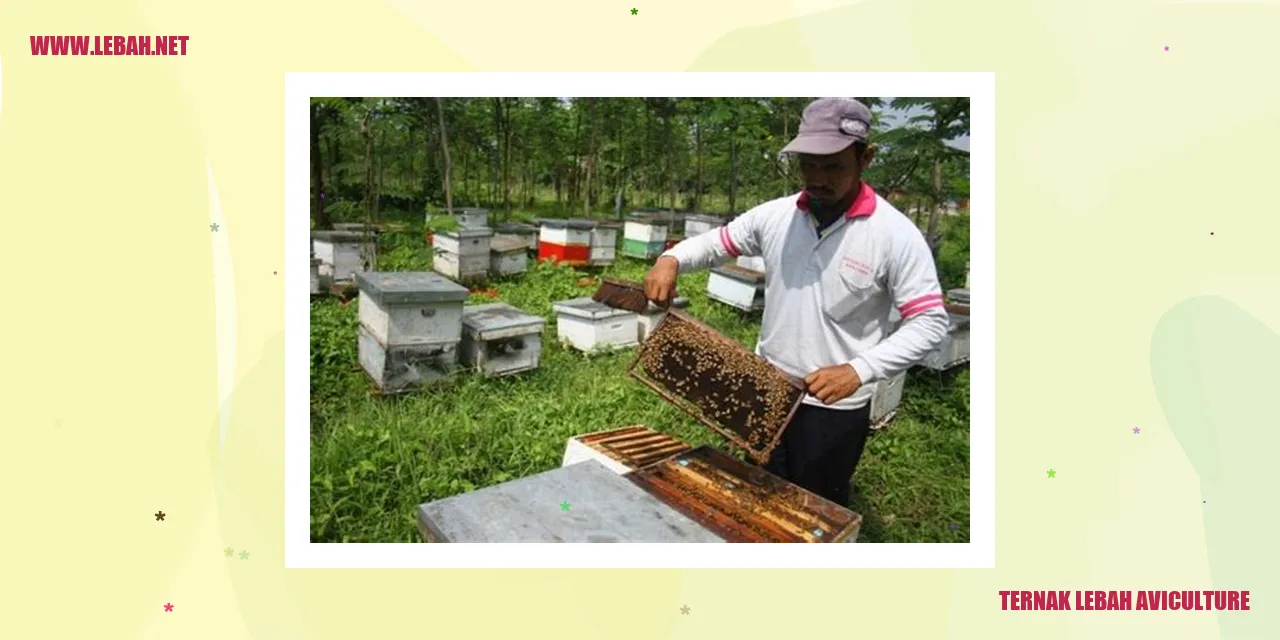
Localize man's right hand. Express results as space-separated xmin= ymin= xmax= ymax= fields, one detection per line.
xmin=643 ymin=256 xmax=680 ymax=308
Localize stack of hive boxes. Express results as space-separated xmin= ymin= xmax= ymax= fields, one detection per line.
xmin=355 ymin=272 xmax=470 ymax=394
xmin=433 ymin=208 xmax=493 ymax=283
xmin=537 ymin=218 xmax=595 ymax=267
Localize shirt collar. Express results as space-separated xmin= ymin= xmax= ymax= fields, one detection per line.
xmin=796 ymin=181 xmax=878 ymax=219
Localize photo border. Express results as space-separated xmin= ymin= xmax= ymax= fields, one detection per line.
xmin=285 ymin=71 xmax=994 ymax=568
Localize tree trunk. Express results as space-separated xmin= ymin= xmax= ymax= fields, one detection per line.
xmin=926 ymin=156 xmax=944 ymax=256
xmin=694 ymin=114 xmax=703 ymax=212
xmin=666 ymin=102 xmax=676 ymax=211
xmin=361 ymin=107 xmax=374 ymax=224
xmin=310 ymin=103 xmax=330 ymax=230
xmin=729 ymin=135 xmax=738 ymax=215
xmin=436 ymin=97 xmax=455 ymax=219
xmin=503 ymin=101 xmax=513 ymax=220
xmin=583 ymin=97 xmax=597 ymax=218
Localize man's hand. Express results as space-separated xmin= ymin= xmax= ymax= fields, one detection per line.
xmin=804 ymin=364 xmax=863 ymax=405
xmin=643 ymin=255 xmax=680 ymax=308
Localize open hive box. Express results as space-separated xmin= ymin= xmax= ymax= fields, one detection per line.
xmin=626 ymin=445 xmax=862 ymax=542
xmin=627 ymin=309 xmax=805 ymax=464
xmin=562 ymin=425 xmax=693 ymax=475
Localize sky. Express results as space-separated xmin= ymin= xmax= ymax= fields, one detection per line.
xmin=878 ymin=97 xmax=971 ymax=152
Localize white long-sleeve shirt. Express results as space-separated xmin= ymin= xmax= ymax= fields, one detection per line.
xmin=662 ymin=182 xmax=950 ymax=410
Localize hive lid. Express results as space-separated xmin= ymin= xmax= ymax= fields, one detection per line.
xmin=711 ymin=264 xmax=765 ymax=284
xmin=684 ymin=213 xmax=724 ymax=225
xmin=626 ymin=216 xmax=669 ymax=226
xmin=311 ymin=230 xmax=367 ymax=243
xmin=594 ymin=221 xmax=623 ymax=230
xmin=332 ymin=223 xmax=380 ymax=233
xmin=628 ymin=309 xmax=806 ymax=464
xmin=553 ymin=296 xmax=635 ymax=320
xmin=494 ymin=222 xmax=538 ymax=234
xmin=355 ymin=271 xmax=470 ymax=305
xmin=456 ymin=207 xmax=489 ymax=216
xmin=463 ymin=302 xmax=545 ymax=334
xmin=489 ymin=236 xmax=527 ymax=254
xmin=440 ymin=227 xmax=495 ymax=239
xmin=536 ymin=217 xmax=597 ymax=230
xmin=627 ymin=445 xmax=861 ymax=542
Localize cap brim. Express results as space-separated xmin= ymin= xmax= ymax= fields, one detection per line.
xmin=780 ymin=133 xmax=857 ymax=156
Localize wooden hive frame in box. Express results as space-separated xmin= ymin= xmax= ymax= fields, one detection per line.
xmin=626 ymin=308 xmax=805 ymax=465
xmin=577 ymin=425 xmax=693 ymax=471
xmin=626 ymin=445 xmax=862 ymax=542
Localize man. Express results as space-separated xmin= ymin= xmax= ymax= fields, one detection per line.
xmin=643 ymin=97 xmax=950 ymax=507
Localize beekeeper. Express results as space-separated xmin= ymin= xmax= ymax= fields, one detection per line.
xmin=643 ymin=97 xmax=950 ymax=506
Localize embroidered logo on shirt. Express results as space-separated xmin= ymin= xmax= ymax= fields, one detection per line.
xmin=841 ymin=256 xmax=873 ymax=275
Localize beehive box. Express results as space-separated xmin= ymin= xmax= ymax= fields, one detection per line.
xmin=358 ymin=326 xmax=460 ymax=393
xmin=460 ymin=302 xmax=545 ymax=377
xmin=332 ymin=222 xmax=381 ymax=234
xmin=947 ymin=288 xmax=970 ymax=305
xmin=537 ymin=218 xmax=595 ymax=266
xmin=312 ymin=230 xmax=376 ymax=284
xmin=455 ymin=207 xmax=489 ymax=229
xmin=589 ymin=222 xmax=620 ymax=266
xmin=635 ymin=296 xmax=689 ymax=344
xmin=629 ymin=309 xmax=805 ymax=464
xmin=489 ymin=236 xmax=529 ymax=276
xmin=707 ymin=265 xmax=766 ymax=312
xmin=622 ymin=219 xmax=669 ymax=259
xmin=683 ymin=214 xmax=723 ymax=238
xmin=355 ymin=272 xmax=469 ymax=348
xmin=869 ymin=371 xmax=906 ymax=430
xmin=494 ymin=222 xmax=539 ymax=252
xmin=921 ymin=307 xmax=971 ymax=371
xmin=310 ymin=258 xmax=323 ymax=295
xmin=434 ymin=227 xmax=494 ymax=258
xmin=626 ymin=445 xmax=862 ymax=542
xmin=417 ymin=459 xmax=724 ymax=543
xmin=552 ymin=297 xmax=639 ymax=352
xmin=665 ymin=234 xmax=683 ymax=251
xmin=737 ymin=255 xmax=767 ymax=273
xmin=561 ymin=425 xmax=692 ymax=475
xmin=434 ymin=251 xmax=489 ymax=282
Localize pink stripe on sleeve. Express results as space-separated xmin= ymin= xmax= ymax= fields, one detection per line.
xmin=899 ymin=293 xmax=943 ymax=317
xmin=719 ymin=226 xmax=741 ymax=257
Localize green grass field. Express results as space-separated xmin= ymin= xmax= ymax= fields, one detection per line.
xmin=310 ymin=221 xmax=970 ymax=543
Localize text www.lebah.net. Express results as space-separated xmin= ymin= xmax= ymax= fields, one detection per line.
xmin=30 ymin=36 xmax=190 ymax=56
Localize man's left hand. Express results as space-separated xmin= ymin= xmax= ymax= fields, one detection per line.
xmin=804 ymin=364 xmax=863 ymax=405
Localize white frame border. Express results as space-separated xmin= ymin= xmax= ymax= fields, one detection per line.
xmin=285 ymin=72 xmax=994 ymax=568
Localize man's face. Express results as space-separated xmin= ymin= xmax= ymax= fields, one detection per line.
xmin=798 ymin=145 xmax=868 ymax=211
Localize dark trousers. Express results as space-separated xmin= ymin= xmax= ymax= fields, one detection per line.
xmin=763 ymin=402 xmax=872 ymax=507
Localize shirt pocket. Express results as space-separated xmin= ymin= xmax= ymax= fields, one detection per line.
xmin=820 ymin=261 xmax=880 ymax=322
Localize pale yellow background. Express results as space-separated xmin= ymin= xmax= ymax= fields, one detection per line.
xmin=1 ymin=1 xmax=1274 ymax=638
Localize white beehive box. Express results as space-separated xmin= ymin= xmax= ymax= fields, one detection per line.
xmin=624 ymin=219 xmax=669 ymax=243
xmin=455 ymin=207 xmax=489 ymax=229
xmin=434 ymin=251 xmax=489 ymax=282
xmin=434 ymin=227 xmax=494 ymax=257
xmin=589 ymin=222 xmax=620 ymax=266
xmin=310 ymin=258 xmax=322 ymax=295
xmin=460 ymin=302 xmax=546 ymax=377
xmin=358 ymin=327 xmax=460 ymax=393
xmin=538 ymin=218 xmax=594 ymax=246
xmin=947 ymin=288 xmax=970 ymax=305
xmin=312 ymin=230 xmax=375 ymax=284
xmin=707 ymin=265 xmax=765 ymax=312
xmin=869 ymin=371 xmax=906 ymax=430
xmin=494 ymin=222 xmax=539 ymax=251
xmin=920 ymin=311 xmax=971 ymax=371
xmin=635 ymin=297 xmax=689 ymax=343
xmin=356 ymin=272 xmax=470 ymax=348
xmin=355 ymin=272 xmax=470 ymax=393
xmin=489 ymin=236 xmax=529 ymax=276
xmin=737 ymin=255 xmax=767 ymax=272
xmin=683 ymin=214 xmax=723 ymax=238
xmin=553 ymin=297 xmax=639 ymax=353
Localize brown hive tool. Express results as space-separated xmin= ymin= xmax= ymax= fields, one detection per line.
xmin=592 ymin=276 xmax=652 ymax=313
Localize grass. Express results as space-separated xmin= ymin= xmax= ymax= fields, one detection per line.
xmin=310 ymin=215 xmax=971 ymax=543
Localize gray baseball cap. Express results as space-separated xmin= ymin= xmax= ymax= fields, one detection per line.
xmin=780 ymin=97 xmax=873 ymax=156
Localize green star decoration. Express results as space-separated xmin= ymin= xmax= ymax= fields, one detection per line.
xmin=223 ymin=547 xmax=234 ymax=557
xmin=1047 ymin=469 xmax=1056 ymax=479
xmin=239 ymin=550 xmax=249 ymax=560
xmin=560 ymin=501 xmax=571 ymax=512
xmin=631 ymin=8 xmax=637 ymax=14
